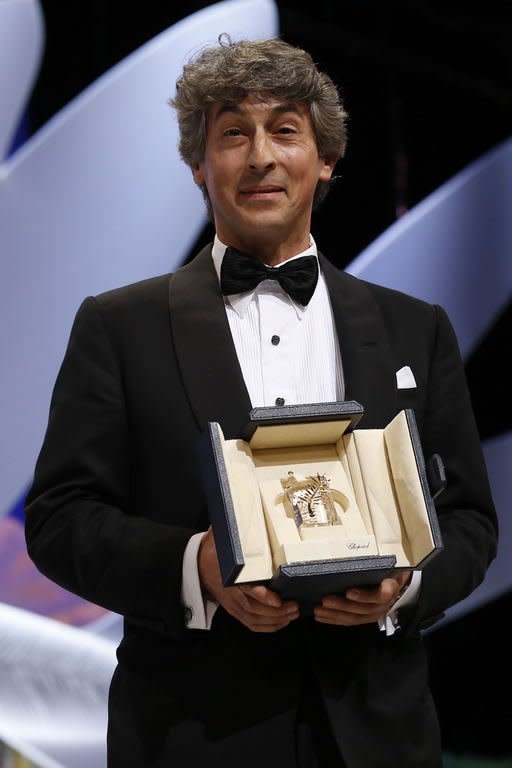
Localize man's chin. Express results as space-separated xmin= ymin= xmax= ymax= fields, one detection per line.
xmin=238 ymin=209 xmax=292 ymax=232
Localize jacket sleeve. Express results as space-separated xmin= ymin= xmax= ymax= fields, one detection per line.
xmin=400 ymin=303 xmax=498 ymax=635
xmin=24 ymin=296 xmax=195 ymax=638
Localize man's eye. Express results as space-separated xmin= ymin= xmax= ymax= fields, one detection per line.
xmin=223 ymin=127 xmax=242 ymax=137
xmin=277 ymin=126 xmax=296 ymax=134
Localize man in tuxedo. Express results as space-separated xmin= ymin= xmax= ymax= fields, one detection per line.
xmin=25 ymin=37 xmax=498 ymax=767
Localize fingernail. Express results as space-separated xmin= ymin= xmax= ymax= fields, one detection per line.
xmin=347 ymin=589 xmax=360 ymax=599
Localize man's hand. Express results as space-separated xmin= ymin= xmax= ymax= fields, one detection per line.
xmin=198 ymin=527 xmax=299 ymax=633
xmin=313 ymin=571 xmax=412 ymax=626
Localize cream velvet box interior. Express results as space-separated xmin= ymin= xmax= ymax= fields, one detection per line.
xmin=201 ymin=401 xmax=443 ymax=602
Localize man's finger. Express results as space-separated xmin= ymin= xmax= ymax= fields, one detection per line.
xmin=238 ymin=584 xmax=283 ymax=608
xmin=234 ymin=588 xmax=299 ymax=617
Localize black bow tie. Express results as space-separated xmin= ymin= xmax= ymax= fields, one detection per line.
xmin=220 ymin=246 xmax=319 ymax=306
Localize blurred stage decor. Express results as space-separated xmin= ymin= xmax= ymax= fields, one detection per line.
xmin=0 ymin=1 xmax=509 ymax=766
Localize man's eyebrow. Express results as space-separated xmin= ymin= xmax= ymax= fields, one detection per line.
xmin=270 ymin=102 xmax=303 ymax=117
xmin=212 ymin=101 xmax=303 ymax=120
xmin=213 ymin=104 xmax=244 ymax=120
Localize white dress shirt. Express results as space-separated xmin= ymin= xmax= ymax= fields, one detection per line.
xmin=212 ymin=237 xmax=344 ymax=407
xmin=181 ymin=235 xmax=420 ymax=634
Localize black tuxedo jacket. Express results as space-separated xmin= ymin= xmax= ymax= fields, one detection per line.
xmin=25 ymin=245 xmax=497 ymax=767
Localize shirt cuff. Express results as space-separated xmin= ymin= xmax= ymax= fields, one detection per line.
xmin=181 ymin=531 xmax=219 ymax=630
xmin=378 ymin=570 xmax=422 ymax=636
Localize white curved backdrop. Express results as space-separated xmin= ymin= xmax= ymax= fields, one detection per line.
xmin=0 ymin=2 xmax=279 ymax=766
xmin=0 ymin=0 xmax=279 ymax=523
xmin=349 ymin=138 xmax=512 ymax=623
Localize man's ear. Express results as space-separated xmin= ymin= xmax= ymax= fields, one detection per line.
xmin=192 ymin=163 xmax=205 ymax=186
xmin=319 ymin=155 xmax=338 ymax=182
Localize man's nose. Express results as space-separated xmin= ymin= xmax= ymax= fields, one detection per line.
xmin=247 ymin=132 xmax=276 ymax=171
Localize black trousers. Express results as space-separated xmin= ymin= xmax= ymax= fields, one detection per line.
xmin=296 ymin=659 xmax=347 ymax=768
xmin=107 ymin=660 xmax=346 ymax=768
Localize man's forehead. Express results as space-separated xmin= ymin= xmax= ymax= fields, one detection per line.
xmin=208 ymin=95 xmax=308 ymax=120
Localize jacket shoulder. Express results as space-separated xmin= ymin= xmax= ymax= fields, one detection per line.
xmin=93 ymin=273 xmax=172 ymax=311
xmin=322 ymin=255 xmax=438 ymax=318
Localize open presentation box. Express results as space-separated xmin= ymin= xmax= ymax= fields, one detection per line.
xmin=200 ymin=401 xmax=444 ymax=604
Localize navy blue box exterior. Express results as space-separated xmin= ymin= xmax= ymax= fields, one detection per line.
xmin=199 ymin=402 xmax=443 ymax=605
xmin=199 ymin=422 xmax=245 ymax=586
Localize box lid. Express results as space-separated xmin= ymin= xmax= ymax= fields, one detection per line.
xmin=242 ymin=400 xmax=364 ymax=449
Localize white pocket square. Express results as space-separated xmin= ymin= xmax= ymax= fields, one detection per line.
xmin=396 ymin=365 xmax=417 ymax=389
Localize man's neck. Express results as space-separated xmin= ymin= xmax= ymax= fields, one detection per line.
xmin=216 ymin=232 xmax=312 ymax=266
xmin=214 ymin=233 xmax=316 ymax=268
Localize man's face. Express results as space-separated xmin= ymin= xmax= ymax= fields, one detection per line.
xmin=192 ymin=93 xmax=336 ymax=261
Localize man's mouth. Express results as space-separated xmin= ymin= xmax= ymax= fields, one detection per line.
xmin=240 ymin=185 xmax=285 ymax=197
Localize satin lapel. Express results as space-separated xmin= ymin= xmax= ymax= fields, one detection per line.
xmin=320 ymin=254 xmax=397 ymax=428
xmin=168 ymin=244 xmax=252 ymax=439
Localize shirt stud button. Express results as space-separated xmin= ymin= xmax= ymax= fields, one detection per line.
xmin=271 ymin=335 xmax=280 ymax=345
xmin=275 ymin=397 xmax=285 ymax=406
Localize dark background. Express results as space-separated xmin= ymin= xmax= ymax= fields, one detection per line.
xmin=25 ymin=1 xmax=512 ymax=760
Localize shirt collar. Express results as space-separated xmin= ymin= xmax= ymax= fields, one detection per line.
xmin=212 ymin=234 xmax=319 ymax=319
